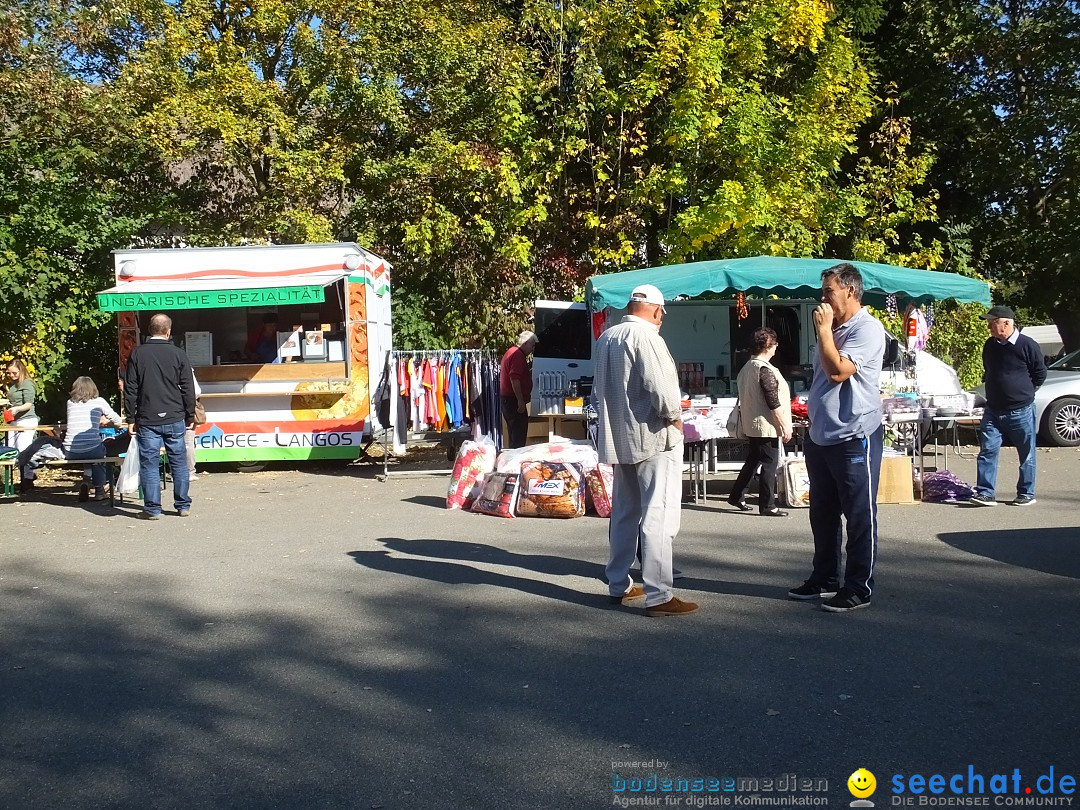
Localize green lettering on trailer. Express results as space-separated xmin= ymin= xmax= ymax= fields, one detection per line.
xmin=96 ymin=285 xmax=325 ymax=311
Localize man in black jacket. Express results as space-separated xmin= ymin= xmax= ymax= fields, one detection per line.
xmin=969 ymin=305 xmax=1047 ymax=507
xmin=124 ymin=313 xmax=195 ymax=519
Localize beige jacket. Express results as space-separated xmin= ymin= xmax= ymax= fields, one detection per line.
xmin=735 ymin=358 xmax=792 ymax=439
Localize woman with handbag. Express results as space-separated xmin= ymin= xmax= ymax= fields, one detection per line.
xmin=727 ymin=327 xmax=794 ymax=517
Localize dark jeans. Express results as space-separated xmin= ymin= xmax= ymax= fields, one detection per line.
xmin=137 ymin=421 xmax=190 ymax=515
xmin=804 ymin=425 xmax=884 ymax=600
xmin=730 ymin=436 xmax=781 ymax=512
xmin=500 ymin=395 xmax=529 ymax=449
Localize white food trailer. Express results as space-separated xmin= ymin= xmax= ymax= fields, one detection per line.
xmin=96 ymin=243 xmax=392 ymax=464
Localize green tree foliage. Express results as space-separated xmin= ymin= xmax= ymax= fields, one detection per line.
xmin=0 ymin=14 xmax=149 ymax=396
xmin=0 ymin=0 xmax=1004 ymax=391
xmin=876 ymin=0 xmax=1080 ymax=349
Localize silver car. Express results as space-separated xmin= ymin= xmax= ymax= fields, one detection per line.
xmin=1036 ymin=349 xmax=1080 ymax=446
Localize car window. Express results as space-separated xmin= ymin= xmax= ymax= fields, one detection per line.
xmin=1048 ymin=349 xmax=1080 ymax=371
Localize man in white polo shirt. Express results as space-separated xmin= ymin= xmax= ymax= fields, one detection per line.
xmin=788 ymin=264 xmax=886 ymax=612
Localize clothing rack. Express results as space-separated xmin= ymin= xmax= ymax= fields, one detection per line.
xmin=377 ymin=349 xmax=501 ymax=479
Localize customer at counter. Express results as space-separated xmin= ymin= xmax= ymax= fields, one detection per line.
xmin=125 ymin=313 xmax=195 ymax=519
xmin=246 ymin=313 xmax=280 ymax=363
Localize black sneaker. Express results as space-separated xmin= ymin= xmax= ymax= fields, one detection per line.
xmin=1012 ymin=495 xmax=1036 ymax=506
xmin=968 ymin=494 xmax=997 ymax=507
xmin=788 ymin=580 xmax=839 ymax=600
xmin=822 ymin=587 xmax=871 ymax=612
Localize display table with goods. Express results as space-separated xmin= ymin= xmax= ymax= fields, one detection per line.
xmin=680 ymin=398 xmax=744 ymax=503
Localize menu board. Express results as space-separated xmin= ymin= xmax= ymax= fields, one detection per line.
xmin=302 ymin=330 xmax=327 ymax=359
xmin=184 ymin=331 xmax=213 ymax=367
xmin=277 ymin=329 xmax=302 ymax=359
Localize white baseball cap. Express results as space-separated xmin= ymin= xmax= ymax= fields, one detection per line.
xmin=630 ymin=284 xmax=666 ymax=312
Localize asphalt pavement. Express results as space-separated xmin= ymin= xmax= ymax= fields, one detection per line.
xmin=1 ymin=444 xmax=1078 ymax=809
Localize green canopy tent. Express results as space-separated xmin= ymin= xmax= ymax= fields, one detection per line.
xmin=584 ymin=256 xmax=991 ymax=311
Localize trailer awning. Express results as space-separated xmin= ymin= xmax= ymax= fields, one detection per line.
xmin=96 ymin=273 xmax=349 ymax=312
xmin=584 ymin=256 xmax=992 ymax=311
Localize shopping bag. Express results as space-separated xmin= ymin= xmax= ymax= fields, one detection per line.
xmin=117 ymin=436 xmax=141 ymax=496
xmin=471 ymin=472 xmax=521 ymax=518
xmin=446 ymin=438 xmax=497 ymax=510
xmin=777 ymin=457 xmax=810 ymax=508
xmin=725 ymin=402 xmax=745 ymax=439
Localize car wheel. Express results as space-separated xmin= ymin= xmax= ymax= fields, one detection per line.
xmin=1044 ymin=397 xmax=1080 ymax=447
xmin=235 ymin=460 xmax=268 ymax=473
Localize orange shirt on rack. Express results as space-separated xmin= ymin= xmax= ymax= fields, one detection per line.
xmin=434 ymin=359 xmax=448 ymax=429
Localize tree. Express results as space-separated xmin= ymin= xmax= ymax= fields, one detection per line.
xmin=510 ymin=0 xmax=953 ymax=279
xmin=0 ymin=10 xmax=149 ymax=398
xmin=875 ymin=0 xmax=1080 ymax=349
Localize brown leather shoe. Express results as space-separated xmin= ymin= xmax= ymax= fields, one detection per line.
xmin=645 ymin=597 xmax=699 ymax=617
xmin=609 ymin=584 xmax=645 ymax=604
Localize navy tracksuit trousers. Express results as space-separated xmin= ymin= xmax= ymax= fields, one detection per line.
xmin=804 ymin=425 xmax=883 ymax=599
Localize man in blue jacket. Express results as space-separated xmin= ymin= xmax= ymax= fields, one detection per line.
xmin=969 ymin=305 xmax=1047 ymax=507
xmin=124 ymin=313 xmax=195 ymax=519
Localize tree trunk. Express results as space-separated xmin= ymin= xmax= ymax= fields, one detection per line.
xmin=644 ymin=211 xmax=662 ymax=268
xmin=1053 ymin=305 xmax=1080 ymax=353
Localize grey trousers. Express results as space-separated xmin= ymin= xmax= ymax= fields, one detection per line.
xmin=605 ymin=447 xmax=683 ymax=607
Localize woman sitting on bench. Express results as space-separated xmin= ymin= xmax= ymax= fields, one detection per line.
xmin=63 ymin=376 xmax=126 ymax=501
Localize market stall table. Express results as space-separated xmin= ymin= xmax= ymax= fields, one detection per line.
xmin=929 ymin=414 xmax=982 ymax=470
xmin=1 ymin=425 xmax=59 ymax=497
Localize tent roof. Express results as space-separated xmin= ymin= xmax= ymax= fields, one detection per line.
xmin=584 ymin=256 xmax=991 ymax=311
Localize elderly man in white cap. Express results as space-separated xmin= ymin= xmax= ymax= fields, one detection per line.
xmin=593 ymin=284 xmax=698 ymax=616
xmin=499 ymin=329 xmax=539 ymax=448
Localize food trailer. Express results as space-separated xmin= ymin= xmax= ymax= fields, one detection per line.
xmin=96 ymin=243 xmax=392 ymax=464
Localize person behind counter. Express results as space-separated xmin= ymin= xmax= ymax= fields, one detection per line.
xmin=64 ymin=376 xmax=126 ymax=502
xmin=5 ymin=359 xmax=39 ymax=491
xmin=727 ymin=327 xmax=794 ymax=518
xmin=246 ymin=313 xmax=280 ymax=363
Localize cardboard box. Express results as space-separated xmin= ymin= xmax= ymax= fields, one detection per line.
xmin=563 ymin=396 xmax=584 ymax=414
xmin=877 ymin=456 xmax=915 ymax=504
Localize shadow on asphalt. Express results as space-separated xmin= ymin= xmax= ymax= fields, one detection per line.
xmin=352 ymin=538 xmax=788 ymax=602
xmin=348 ymin=548 xmax=611 ymax=610
xmin=401 ymin=495 xmax=447 ymax=509
xmin=939 ymin=526 xmax=1080 ymax=579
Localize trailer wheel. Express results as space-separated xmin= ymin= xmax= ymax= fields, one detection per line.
xmin=235 ymin=461 xmax=269 ymax=473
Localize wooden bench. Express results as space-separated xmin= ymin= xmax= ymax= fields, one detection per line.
xmin=38 ymin=457 xmax=125 ymax=506
xmin=3 ymin=452 xmax=170 ymax=505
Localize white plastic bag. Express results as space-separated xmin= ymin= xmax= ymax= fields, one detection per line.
xmin=117 ymin=436 xmax=141 ymax=496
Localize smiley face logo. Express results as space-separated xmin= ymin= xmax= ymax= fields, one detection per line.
xmin=848 ymin=768 xmax=877 ymax=798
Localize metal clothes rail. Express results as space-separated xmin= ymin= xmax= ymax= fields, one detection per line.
xmin=377 ymin=349 xmax=500 ymax=478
